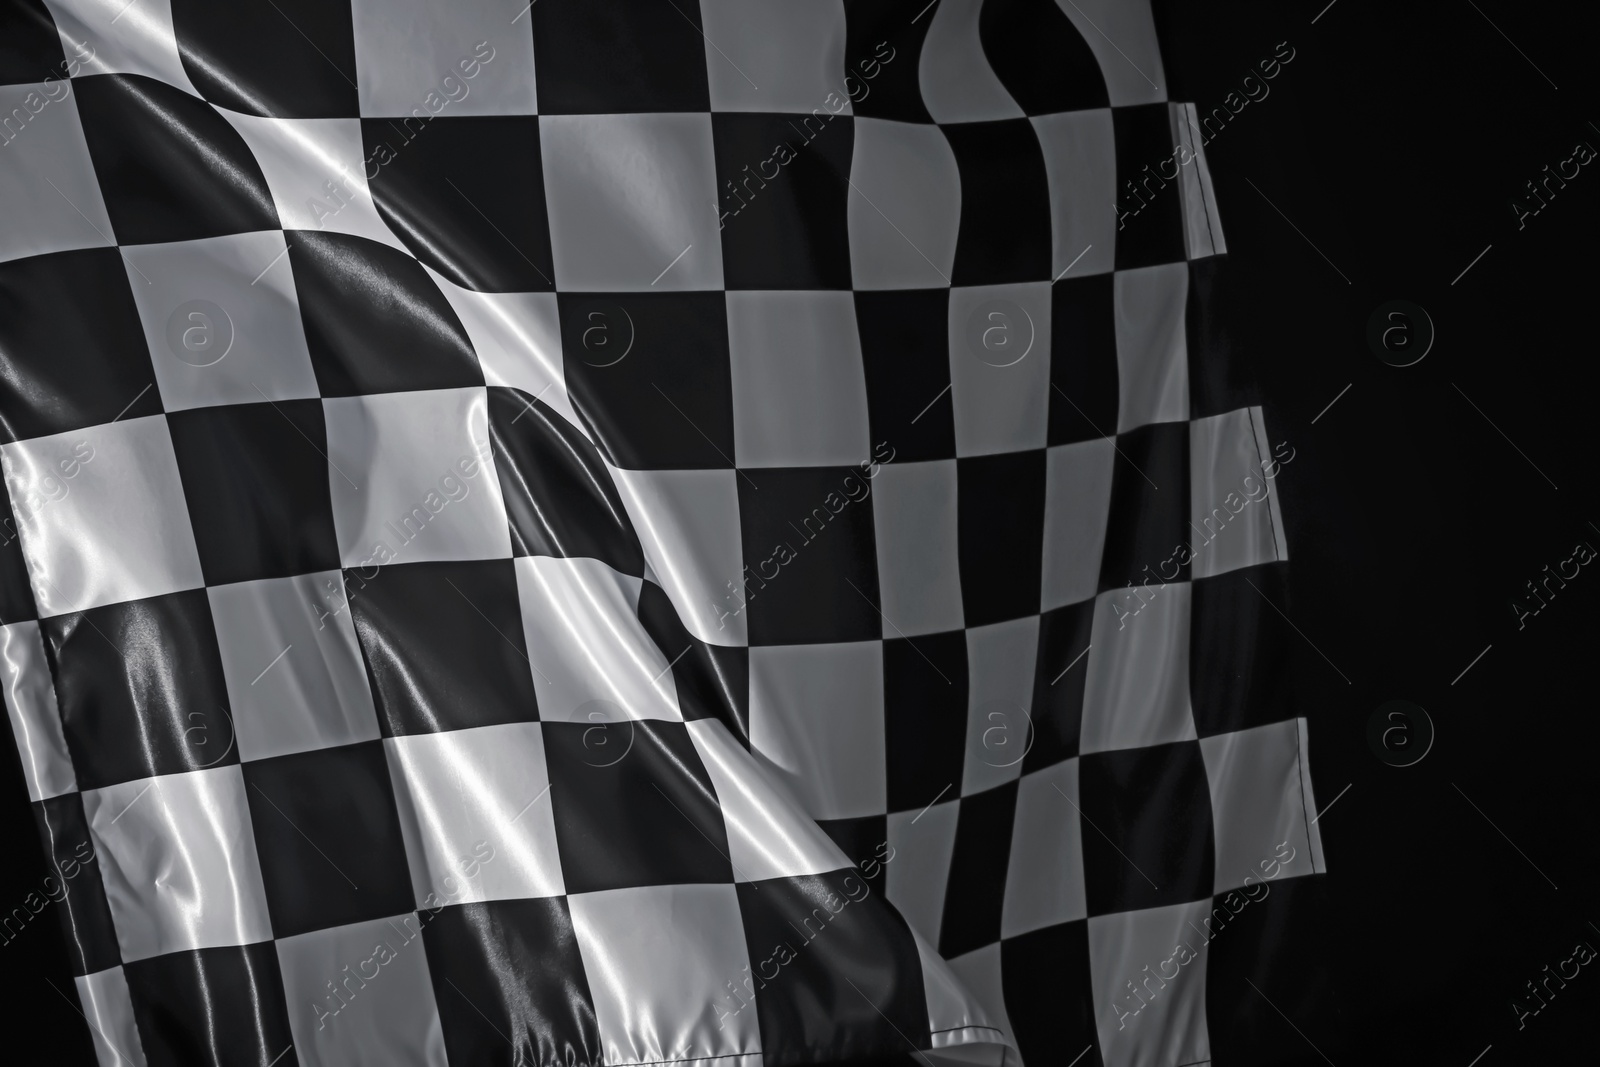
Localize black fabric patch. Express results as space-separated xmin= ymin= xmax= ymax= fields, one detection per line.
xmin=44 ymin=590 xmax=235 ymax=790
xmin=560 ymin=291 xmax=735 ymax=471
xmin=167 ymin=401 xmax=341 ymax=586
xmin=957 ymin=449 xmax=1047 ymax=627
xmin=349 ymin=559 xmax=540 ymax=736
xmin=0 ymin=248 xmax=161 ymax=443
xmin=487 ymin=386 xmax=644 ymax=576
xmin=739 ymin=465 xmax=881 ymax=646
xmin=423 ymin=897 xmax=604 ymax=1067
xmin=243 ymin=740 xmax=415 ymax=938
xmin=173 ymin=0 xmax=358 ymax=118
xmin=73 ymin=74 xmax=279 ymax=245
xmin=737 ymin=869 xmax=931 ymax=1065
xmin=542 ymin=720 xmax=732 ymax=894
xmin=364 ymin=116 xmax=555 ymax=292
xmin=290 ymin=230 xmax=482 ymax=397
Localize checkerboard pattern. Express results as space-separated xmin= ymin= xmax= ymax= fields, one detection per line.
xmin=0 ymin=0 xmax=1326 ymax=1065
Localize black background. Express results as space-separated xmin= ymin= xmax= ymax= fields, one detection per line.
xmin=1151 ymin=0 xmax=1600 ymax=1063
xmin=3 ymin=1 xmax=1598 ymax=1062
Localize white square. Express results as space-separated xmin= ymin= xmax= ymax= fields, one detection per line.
xmin=83 ymin=766 xmax=273 ymax=963
xmin=700 ymin=0 xmax=849 ymax=112
xmin=122 ymin=231 xmax=321 ymax=411
xmin=422 ymin=268 xmax=582 ymax=433
xmin=569 ymin=883 xmax=760 ymax=1064
xmin=218 ymin=113 xmax=405 ymax=250
xmin=1172 ymin=104 xmax=1227 ymax=260
xmin=1200 ymin=719 xmax=1320 ymax=893
xmin=539 ymin=114 xmax=723 ymax=291
xmin=0 ymin=82 xmax=115 ymax=264
xmin=872 ymin=460 xmax=964 ymax=637
xmin=1042 ymin=438 xmax=1116 ymax=610
xmin=1079 ymin=582 xmax=1196 ymax=754
xmin=1114 ymin=263 xmax=1190 ymax=432
xmin=749 ymin=641 xmax=886 ymax=821
xmin=207 ymin=571 xmax=379 ymax=763
xmin=75 ymin=967 xmax=146 ymax=1067
xmin=962 ymin=616 xmax=1039 ymax=796
xmin=609 ymin=466 xmax=745 ymax=646
xmin=324 ymin=387 xmax=513 ymax=567
xmin=1055 ymin=0 xmax=1168 ymax=108
xmin=0 ymin=621 xmax=75 ymax=800
xmin=1032 ymin=109 xmax=1117 ymax=281
xmin=276 ymin=914 xmax=448 ymax=1067
xmin=350 ymin=0 xmax=536 ymax=116
xmin=1088 ymin=900 xmax=1212 ymax=1067
xmin=949 ymin=283 xmax=1052 ymax=457
xmin=1 ymin=416 xmax=204 ymax=617
xmin=1002 ymin=760 xmax=1086 ymax=939
xmin=1189 ymin=406 xmax=1287 ymax=579
xmin=848 ymin=117 xmax=961 ymax=289
xmin=727 ymin=290 xmax=870 ymax=467
xmin=385 ymin=722 xmax=563 ymax=906
xmin=514 ymin=555 xmax=680 ymax=723
xmin=917 ymin=0 xmax=1025 ymax=124
xmin=885 ymin=799 xmax=959 ymax=945
xmin=689 ymin=718 xmax=851 ymax=882
xmin=43 ymin=0 xmax=197 ymax=95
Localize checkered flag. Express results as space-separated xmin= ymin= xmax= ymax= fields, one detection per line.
xmin=0 ymin=0 xmax=1325 ymax=1064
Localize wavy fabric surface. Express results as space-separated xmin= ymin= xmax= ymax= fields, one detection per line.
xmin=0 ymin=1 xmax=1324 ymax=1065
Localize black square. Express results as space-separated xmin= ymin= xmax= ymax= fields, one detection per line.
xmin=1190 ymin=562 xmax=1294 ymax=737
xmin=1049 ymin=272 xmax=1119 ymax=445
xmin=1001 ymin=921 xmax=1103 ymax=1067
xmin=0 ymin=489 xmax=36 ymax=623
xmin=815 ymin=814 xmax=890 ymax=895
xmin=842 ymin=2 xmax=934 ymax=124
xmin=714 ymin=113 xmax=854 ymax=290
xmin=738 ymin=466 xmax=881 ymax=646
xmin=423 ymin=898 xmax=604 ymax=1067
xmin=957 ymin=449 xmax=1046 ymax=627
xmin=364 ymin=116 xmax=555 ymax=292
xmin=1113 ymin=104 xmax=1187 ymax=271
xmin=32 ymin=794 xmax=120 ymax=976
xmin=1078 ymin=740 xmax=1216 ymax=915
xmin=736 ymin=870 xmax=930 ymax=1066
xmin=0 ymin=248 xmax=161 ymax=443
xmin=559 ymin=292 xmax=735 ymax=470
xmin=167 ymin=401 xmax=340 ymax=586
xmin=44 ymin=590 xmax=235 ymax=791
xmin=636 ymin=579 xmax=749 ymax=744
xmin=486 ymin=386 xmax=643 ymax=576
xmin=124 ymin=942 xmax=294 ymax=1067
xmin=290 ymin=231 xmax=483 ymax=397
xmin=884 ymin=629 xmax=968 ymax=813
xmin=543 ymin=719 xmax=730 ymax=893
xmin=1097 ymin=421 xmax=1191 ymax=591
xmin=74 ymin=74 xmax=278 ymax=245
xmin=1185 ymin=257 xmax=1261 ymax=419
xmin=173 ymin=0 xmax=358 ymax=117
xmin=944 ymin=119 xmax=1052 ymax=286
xmin=939 ymin=783 xmax=1017 ymax=958
xmin=978 ymin=0 xmax=1109 ymax=115
xmin=0 ymin=1 xmax=63 ymax=84
xmin=242 ymin=740 xmax=414 ymax=938
xmin=1025 ymin=599 xmax=1095 ymax=772
xmin=347 ymin=559 xmax=540 ymax=736
xmin=854 ymin=289 xmax=955 ymax=462
xmin=530 ymin=0 xmax=710 ymax=114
